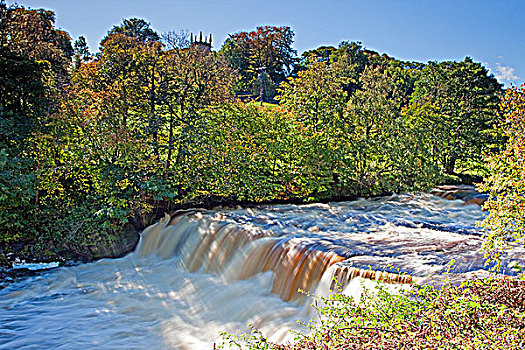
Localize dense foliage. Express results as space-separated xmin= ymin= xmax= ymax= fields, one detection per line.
xmin=478 ymin=85 xmax=525 ymax=265
xmin=0 ymin=2 xmax=506 ymax=266
xmin=407 ymin=58 xmax=502 ymax=175
xmin=220 ymin=26 xmax=297 ymax=101
xmin=219 ymin=277 xmax=525 ymax=349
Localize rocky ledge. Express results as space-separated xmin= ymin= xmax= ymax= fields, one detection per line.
xmin=430 ymin=185 xmax=488 ymax=206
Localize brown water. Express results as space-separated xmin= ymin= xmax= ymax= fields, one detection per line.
xmin=1 ymin=193 xmax=523 ymax=349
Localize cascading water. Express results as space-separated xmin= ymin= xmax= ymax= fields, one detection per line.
xmin=1 ymin=193 xmax=524 ymax=349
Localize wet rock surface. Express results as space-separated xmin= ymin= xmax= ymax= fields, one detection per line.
xmin=87 ymin=223 xmax=140 ymax=260
xmin=430 ymin=185 xmax=488 ymax=207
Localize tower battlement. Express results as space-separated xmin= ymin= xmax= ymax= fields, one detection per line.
xmin=190 ymin=31 xmax=212 ymax=53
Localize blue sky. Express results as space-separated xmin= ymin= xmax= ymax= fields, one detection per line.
xmin=7 ymin=0 xmax=524 ymax=86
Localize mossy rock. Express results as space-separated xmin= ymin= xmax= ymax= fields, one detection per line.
xmin=87 ymin=223 xmax=140 ymax=259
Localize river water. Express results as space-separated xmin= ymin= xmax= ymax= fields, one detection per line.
xmin=1 ymin=193 xmax=523 ymax=349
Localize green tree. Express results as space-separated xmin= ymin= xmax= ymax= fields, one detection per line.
xmin=278 ymin=58 xmax=346 ymax=130
xmin=330 ymin=41 xmax=369 ymax=96
xmin=407 ymin=58 xmax=502 ymax=175
xmin=106 ymin=18 xmax=160 ymax=43
xmin=185 ymin=103 xmax=335 ymax=202
xmin=159 ymin=47 xmax=235 ymax=178
xmin=340 ymin=65 xmax=439 ymax=194
xmin=299 ymin=45 xmax=335 ymax=63
xmin=73 ymin=36 xmax=91 ymax=70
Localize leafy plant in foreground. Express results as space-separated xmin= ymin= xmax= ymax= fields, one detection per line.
xmin=219 ymin=277 xmax=525 ymax=349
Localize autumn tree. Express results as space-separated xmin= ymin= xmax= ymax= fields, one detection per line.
xmin=62 ymin=24 xmax=236 ymax=226
xmin=64 ymin=30 xmax=167 ymax=227
xmin=0 ymin=2 xmax=74 ymax=257
xmin=478 ymin=85 xmax=525 ymax=265
xmin=221 ymin=26 xmax=296 ymax=100
xmin=0 ymin=1 xmax=73 ymax=192
xmin=0 ymin=2 xmax=72 ymax=114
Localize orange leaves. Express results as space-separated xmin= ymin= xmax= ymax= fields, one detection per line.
xmin=478 ymin=84 xmax=525 ymax=265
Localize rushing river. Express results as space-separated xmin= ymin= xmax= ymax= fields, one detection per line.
xmin=1 ymin=193 xmax=524 ymax=349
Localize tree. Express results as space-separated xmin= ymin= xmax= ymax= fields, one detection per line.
xmin=340 ymin=65 xmax=439 ymax=194
xmin=106 ymin=18 xmax=160 ymax=43
xmin=2 ymin=4 xmax=72 ymax=85
xmin=301 ymin=46 xmax=336 ymax=63
xmin=98 ymin=21 xmax=167 ymax=155
xmin=0 ymin=2 xmax=73 ymax=112
xmin=161 ymin=29 xmax=190 ymax=50
xmin=477 ymin=85 xmax=525 ymax=265
xmin=62 ymin=27 xmax=236 ymax=226
xmin=158 ymin=47 xmax=235 ymax=177
xmin=278 ymin=58 xmax=346 ymax=130
xmin=0 ymin=2 xmax=73 ymax=203
xmin=407 ymin=58 xmax=502 ymax=175
xmin=73 ymin=36 xmax=91 ymax=70
xmin=330 ymin=41 xmax=369 ymax=96
xmin=0 ymin=2 xmax=75 ymax=259
xmin=65 ymin=29 xmax=169 ymax=226
xmin=221 ymin=26 xmax=296 ymax=100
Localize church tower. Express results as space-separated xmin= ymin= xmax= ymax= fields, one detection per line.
xmin=190 ymin=31 xmax=212 ymax=53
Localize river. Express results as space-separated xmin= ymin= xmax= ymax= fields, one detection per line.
xmin=1 ymin=193 xmax=523 ymax=349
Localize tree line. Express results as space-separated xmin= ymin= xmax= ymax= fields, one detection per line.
xmin=0 ymin=2 xmax=510 ymax=264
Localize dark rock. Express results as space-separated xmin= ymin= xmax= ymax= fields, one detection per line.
xmin=88 ymin=223 xmax=140 ymax=260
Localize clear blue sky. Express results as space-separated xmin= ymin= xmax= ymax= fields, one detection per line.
xmin=7 ymin=0 xmax=524 ymax=86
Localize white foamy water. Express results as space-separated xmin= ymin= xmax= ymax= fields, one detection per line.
xmin=1 ymin=193 xmax=523 ymax=349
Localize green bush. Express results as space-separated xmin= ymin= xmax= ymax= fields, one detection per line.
xmin=219 ymin=277 xmax=525 ymax=349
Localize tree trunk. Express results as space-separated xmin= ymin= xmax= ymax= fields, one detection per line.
xmin=165 ymin=110 xmax=174 ymax=178
xmin=444 ymin=156 xmax=456 ymax=175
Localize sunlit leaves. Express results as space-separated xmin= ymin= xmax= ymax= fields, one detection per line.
xmin=278 ymin=58 xmax=346 ymax=130
xmin=478 ymin=85 xmax=525 ymax=266
xmin=220 ymin=26 xmax=296 ymax=98
xmin=408 ymin=58 xmax=503 ymax=175
xmin=220 ymin=277 xmax=525 ymax=349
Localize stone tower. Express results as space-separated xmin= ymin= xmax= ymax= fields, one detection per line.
xmin=190 ymin=31 xmax=212 ymax=53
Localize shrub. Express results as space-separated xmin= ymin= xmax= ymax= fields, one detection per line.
xmin=219 ymin=277 xmax=525 ymax=349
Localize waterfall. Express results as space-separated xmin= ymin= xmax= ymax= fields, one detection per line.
xmin=136 ymin=211 xmax=416 ymax=302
